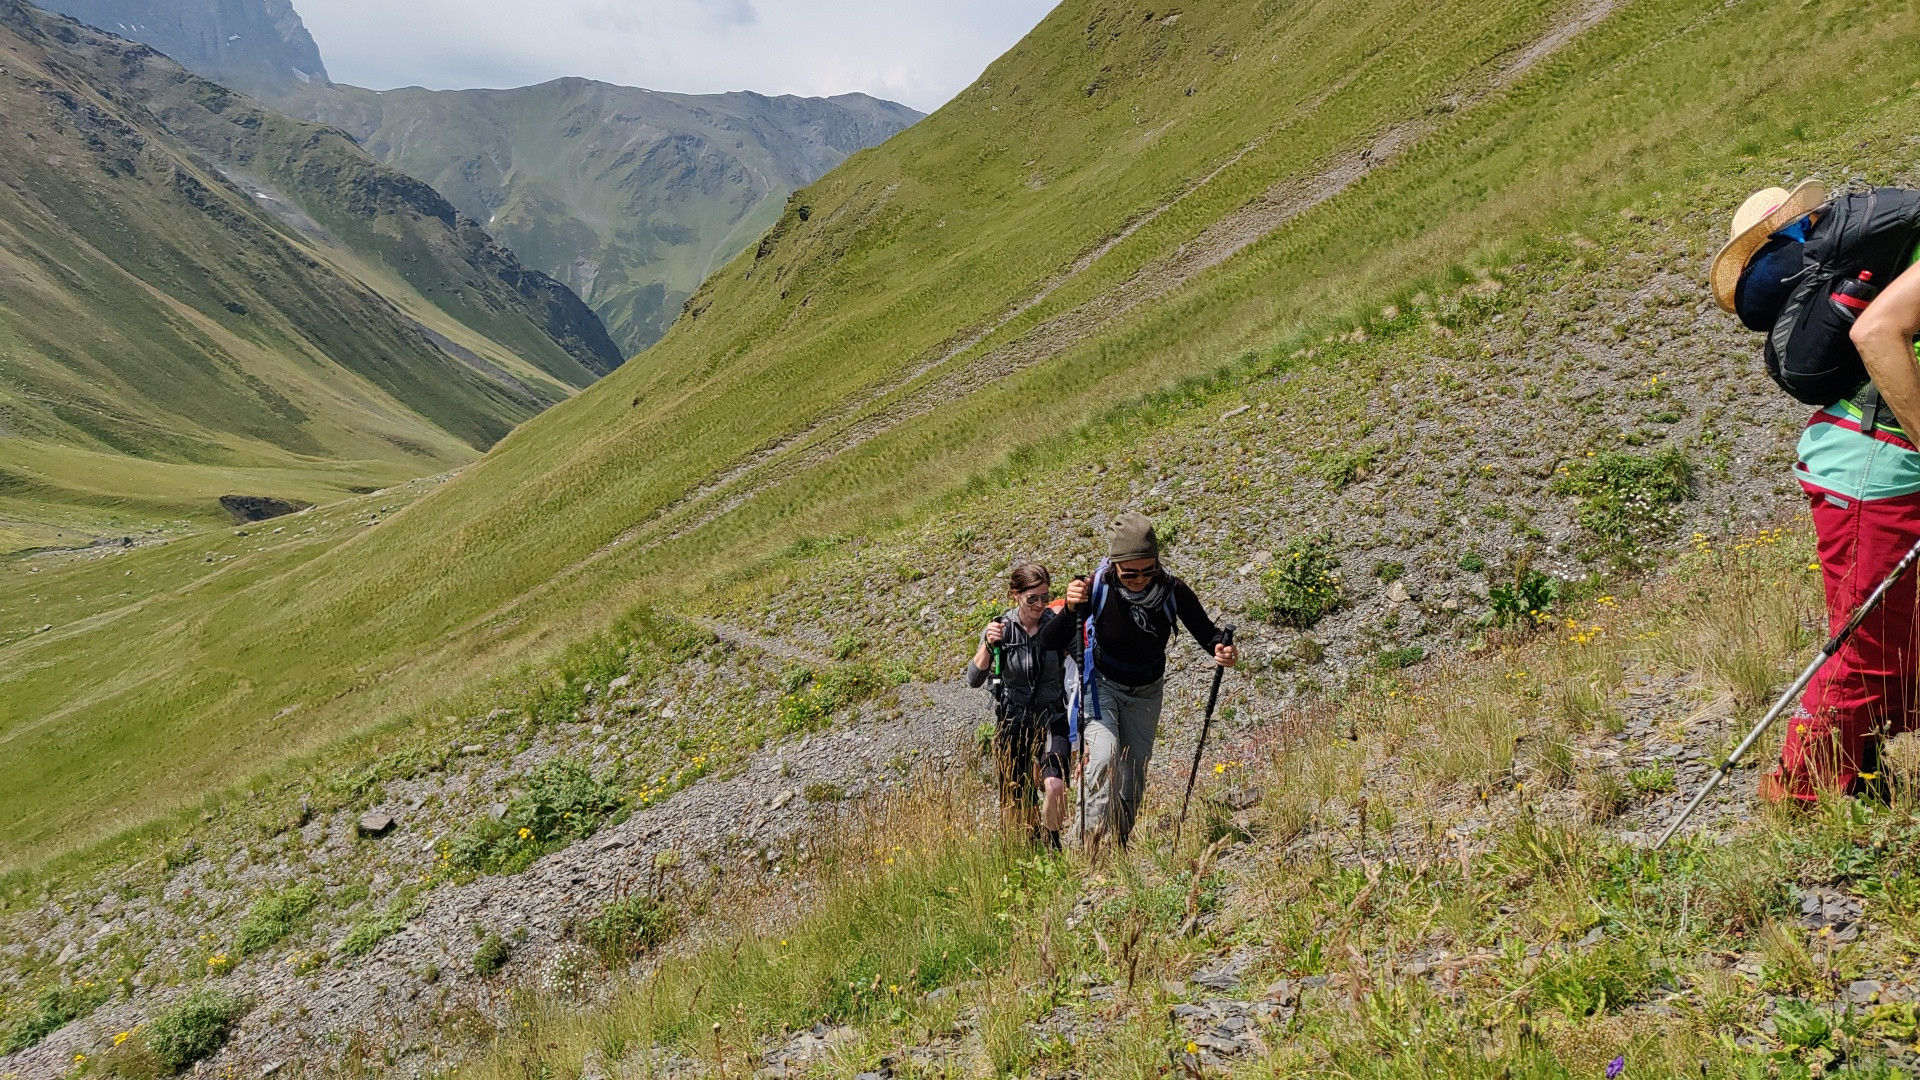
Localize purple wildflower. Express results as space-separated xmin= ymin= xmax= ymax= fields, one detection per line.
xmin=1606 ymin=1055 xmax=1626 ymax=1079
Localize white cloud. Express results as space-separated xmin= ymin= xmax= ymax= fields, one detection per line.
xmin=296 ymin=0 xmax=1055 ymax=111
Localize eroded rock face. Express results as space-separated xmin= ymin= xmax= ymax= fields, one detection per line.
xmin=37 ymin=0 xmax=329 ymax=90
xmin=219 ymin=495 xmax=310 ymax=522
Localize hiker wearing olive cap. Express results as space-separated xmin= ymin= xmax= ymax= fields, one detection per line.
xmin=1034 ymin=511 xmax=1237 ymax=848
xmin=1712 ymin=179 xmax=1920 ymax=800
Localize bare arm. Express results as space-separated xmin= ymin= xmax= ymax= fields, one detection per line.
xmin=1853 ymin=260 xmax=1920 ymax=435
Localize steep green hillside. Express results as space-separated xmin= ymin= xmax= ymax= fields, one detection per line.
xmin=269 ymin=80 xmax=922 ymax=353
xmin=0 ymin=1 xmax=620 ymax=539
xmin=3 ymin=0 xmax=1917 ymax=868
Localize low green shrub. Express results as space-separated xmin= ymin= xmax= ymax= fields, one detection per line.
xmin=578 ymin=894 xmax=676 ymax=967
xmin=1487 ymin=569 xmax=1560 ymax=628
xmin=1551 ymin=448 xmax=1693 ymax=560
xmin=146 ymin=989 xmax=246 ymax=1073
xmin=339 ymin=896 xmax=414 ymax=957
xmin=448 ymin=759 xmax=626 ymax=875
xmin=0 ymin=983 xmax=107 ymax=1052
xmin=234 ymin=882 xmax=321 ymax=956
xmin=1257 ymin=533 xmax=1343 ymax=628
xmin=1531 ymin=941 xmax=1654 ymax=1019
xmin=1627 ymin=764 xmax=1675 ymax=794
xmin=1308 ymin=445 xmax=1376 ymax=488
xmin=1375 ymin=645 xmax=1424 ymax=670
xmin=779 ymin=663 xmax=886 ymax=733
xmin=1771 ymin=997 xmax=1833 ymax=1051
xmin=474 ymin=933 xmax=511 ymax=977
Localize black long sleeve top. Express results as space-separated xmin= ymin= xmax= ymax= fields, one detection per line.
xmin=1033 ymin=570 xmax=1223 ymax=687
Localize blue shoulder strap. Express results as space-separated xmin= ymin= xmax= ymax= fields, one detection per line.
xmin=1067 ymin=559 xmax=1112 ymax=748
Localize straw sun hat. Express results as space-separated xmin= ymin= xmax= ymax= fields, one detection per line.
xmin=1708 ymin=179 xmax=1828 ymax=313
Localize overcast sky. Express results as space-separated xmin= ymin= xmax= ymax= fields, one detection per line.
xmin=295 ymin=0 xmax=1056 ymax=112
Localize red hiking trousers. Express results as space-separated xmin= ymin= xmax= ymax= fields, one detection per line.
xmin=1765 ymin=486 xmax=1920 ymax=802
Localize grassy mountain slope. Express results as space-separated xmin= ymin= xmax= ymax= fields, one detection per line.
xmin=0 ymin=189 xmax=1852 ymax=1069
xmin=465 ymin=539 xmax=1849 ymax=1080
xmin=0 ymin=1 xmax=621 ymax=539
xmin=267 ymin=79 xmax=923 ymax=354
xmin=31 ymin=1 xmax=628 ymax=387
xmin=2 ymin=0 xmax=1918 ymax=869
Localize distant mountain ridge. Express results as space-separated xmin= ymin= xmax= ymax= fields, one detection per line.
xmin=273 ymin=79 xmax=924 ymax=351
xmin=0 ymin=0 xmax=620 ymax=529
xmin=33 ymin=0 xmax=924 ymax=354
xmin=40 ymin=0 xmax=323 ymax=89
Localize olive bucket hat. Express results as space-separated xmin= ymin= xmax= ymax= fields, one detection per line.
xmin=1107 ymin=511 xmax=1159 ymax=563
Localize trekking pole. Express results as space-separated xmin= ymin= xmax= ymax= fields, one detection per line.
xmin=1076 ymin=736 xmax=1087 ymax=842
xmin=1174 ymin=626 xmax=1236 ymax=850
xmin=1656 ymin=534 xmax=1920 ymax=850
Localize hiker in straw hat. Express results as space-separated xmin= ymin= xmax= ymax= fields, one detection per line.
xmin=1713 ymin=179 xmax=1920 ymax=802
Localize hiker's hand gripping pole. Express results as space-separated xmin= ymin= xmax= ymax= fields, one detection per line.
xmin=1175 ymin=625 xmax=1235 ymax=849
xmin=1655 ymin=533 xmax=1920 ymax=849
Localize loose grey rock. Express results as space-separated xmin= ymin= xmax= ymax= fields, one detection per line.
xmin=1847 ymin=980 xmax=1883 ymax=1005
xmin=1220 ymin=786 xmax=1263 ymax=812
xmin=357 ymin=813 xmax=395 ymax=836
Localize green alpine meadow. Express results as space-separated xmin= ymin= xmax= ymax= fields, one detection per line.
xmin=4 ymin=0 xmax=1903 ymax=862
xmin=6 ymin=0 xmax=1920 ymax=1074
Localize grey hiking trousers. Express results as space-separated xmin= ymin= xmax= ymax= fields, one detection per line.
xmin=1081 ymin=673 xmax=1165 ymax=847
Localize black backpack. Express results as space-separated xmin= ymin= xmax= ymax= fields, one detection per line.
xmin=1764 ymin=187 xmax=1920 ymax=407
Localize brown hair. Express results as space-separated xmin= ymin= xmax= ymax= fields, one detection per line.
xmin=1008 ymin=562 xmax=1051 ymax=595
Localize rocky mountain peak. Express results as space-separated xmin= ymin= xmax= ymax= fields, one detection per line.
xmin=35 ymin=0 xmax=327 ymax=91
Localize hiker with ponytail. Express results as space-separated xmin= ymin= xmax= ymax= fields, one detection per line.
xmin=1034 ymin=511 xmax=1238 ymax=849
xmin=966 ymin=562 xmax=1072 ymax=846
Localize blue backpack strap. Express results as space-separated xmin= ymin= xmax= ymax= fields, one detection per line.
xmin=1068 ymin=559 xmax=1112 ymax=747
